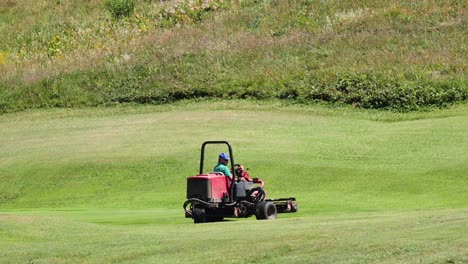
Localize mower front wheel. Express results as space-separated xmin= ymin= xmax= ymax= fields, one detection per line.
xmin=193 ymin=207 xmax=206 ymax=224
xmin=255 ymin=201 xmax=277 ymax=220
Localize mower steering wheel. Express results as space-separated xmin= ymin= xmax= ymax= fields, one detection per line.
xmin=234 ymin=164 xmax=243 ymax=178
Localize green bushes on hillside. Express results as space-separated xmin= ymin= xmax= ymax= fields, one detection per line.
xmin=304 ymin=75 xmax=468 ymax=111
xmin=1 ymin=67 xmax=466 ymax=113
xmin=103 ymin=74 xmax=466 ymax=111
xmin=105 ymin=0 xmax=136 ymax=19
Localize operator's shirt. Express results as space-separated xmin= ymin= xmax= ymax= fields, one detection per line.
xmin=213 ymin=162 xmax=232 ymax=176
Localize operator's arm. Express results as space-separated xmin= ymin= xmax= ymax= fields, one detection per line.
xmin=222 ymin=165 xmax=232 ymax=177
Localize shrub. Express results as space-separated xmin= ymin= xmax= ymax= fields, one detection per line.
xmin=105 ymin=0 xmax=136 ymax=19
xmin=303 ymin=75 xmax=468 ymax=111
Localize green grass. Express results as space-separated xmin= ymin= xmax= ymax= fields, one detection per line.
xmin=1 ymin=209 xmax=467 ymax=263
xmin=1 ymin=101 xmax=467 ymax=210
xmin=0 ymin=101 xmax=467 ymax=263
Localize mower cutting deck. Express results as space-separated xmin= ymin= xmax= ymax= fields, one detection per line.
xmin=183 ymin=141 xmax=297 ymax=223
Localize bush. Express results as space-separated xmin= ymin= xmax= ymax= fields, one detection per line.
xmin=302 ymin=75 xmax=468 ymax=111
xmin=105 ymin=0 xmax=136 ymax=19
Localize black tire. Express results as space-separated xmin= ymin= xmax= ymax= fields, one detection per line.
xmin=255 ymin=201 xmax=277 ymax=220
xmin=193 ymin=207 xmax=206 ymax=224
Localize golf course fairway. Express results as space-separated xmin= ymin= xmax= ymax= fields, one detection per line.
xmin=1 ymin=101 xmax=467 ymax=263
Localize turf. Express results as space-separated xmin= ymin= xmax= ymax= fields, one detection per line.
xmin=0 ymin=101 xmax=467 ymax=263
xmin=1 ymin=209 xmax=467 ymax=263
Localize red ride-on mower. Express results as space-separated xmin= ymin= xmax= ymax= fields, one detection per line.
xmin=183 ymin=141 xmax=297 ymax=223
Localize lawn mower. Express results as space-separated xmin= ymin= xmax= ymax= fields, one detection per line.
xmin=183 ymin=141 xmax=297 ymax=223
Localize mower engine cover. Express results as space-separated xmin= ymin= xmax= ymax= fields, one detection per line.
xmin=186 ymin=174 xmax=230 ymax=202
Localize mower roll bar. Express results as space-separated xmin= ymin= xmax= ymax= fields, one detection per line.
xmin=199 ymin=141 xmax=236 ymax=203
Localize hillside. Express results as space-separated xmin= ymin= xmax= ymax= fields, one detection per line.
xmin=1 ymin=0 xmax=467 ymax=112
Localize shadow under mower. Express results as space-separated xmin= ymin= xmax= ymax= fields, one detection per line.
xmin=183 ymin=141 xmax=297 ymax=223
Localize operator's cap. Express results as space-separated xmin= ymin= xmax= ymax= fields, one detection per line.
xmin=219 ymin=153 xmax=230 ymax=161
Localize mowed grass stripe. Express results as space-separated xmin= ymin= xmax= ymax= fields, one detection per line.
xmin=0 ymin=209 xmax=466 ymax=263
xmin=0 ymin=102 xmax=467 ymax=211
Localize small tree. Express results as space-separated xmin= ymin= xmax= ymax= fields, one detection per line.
xmin=105 ymin=0 xmax=136 ymax=19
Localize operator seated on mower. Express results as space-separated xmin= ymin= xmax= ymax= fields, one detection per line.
xmin=214 ymin=153 xmax=255 ymax=182
xmin=213 ymin=153 xmax=232 ymax=177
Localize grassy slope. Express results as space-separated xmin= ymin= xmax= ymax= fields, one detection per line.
xmin=0 ymin=101 xmax=467 ymax=263
xmin=0 ymin=0 xmax=467 ymax=111
xmin=0 ymin=101 xmax=467 ymax=210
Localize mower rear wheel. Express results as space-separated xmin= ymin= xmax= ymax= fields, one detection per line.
xmin=255 ymin=201 xmax=277 ymax=220
xmin=193 ymin=208 xmax=206 ymax=224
